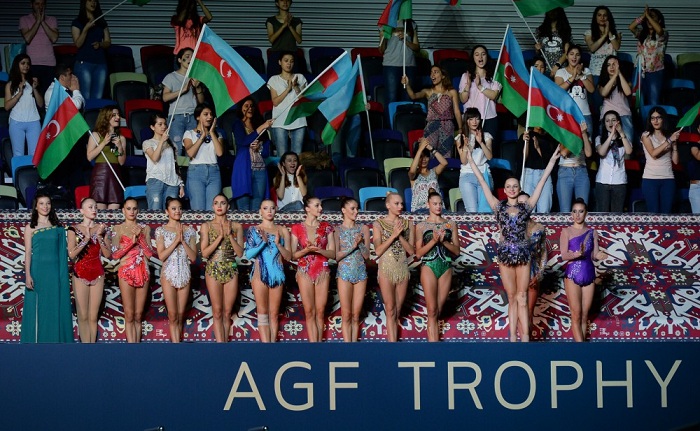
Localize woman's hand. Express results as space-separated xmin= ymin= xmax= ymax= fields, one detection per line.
xmin=26 ymin=274 xmax=34 ymax=290
xmin=295 ymin=164 xmax=304 ymax=177
xmin=391 ymin=219 xmax=404 ymax=239
xmin=209 ymin=117 xmax=218 ymax=137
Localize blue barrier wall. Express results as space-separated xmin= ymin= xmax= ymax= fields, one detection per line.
xmin=2 ymin=342 xmax=699 ymax=430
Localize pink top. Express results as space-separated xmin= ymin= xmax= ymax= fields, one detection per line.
xmin=641 ymin=132 xmax=674 ymax=180
xmin=172 ymin=17 xmax=204 ymax=55
xmin=458 ymin=73 xmax=501 ymax=120
xmin=600 ymin=86 xmax=631 ymax=118
xmin=19 ymin=14 xmax=57 ymax=66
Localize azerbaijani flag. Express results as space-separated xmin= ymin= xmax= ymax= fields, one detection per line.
xmin=512 ymin=0 xmax=574 ymax=17
xmin=528 ymin=68 xmax=585 ymax=155
xmin=494 ymin=26 xmax=529 ymax=118
xmin=318 ymin=61 xmax=365 ymax=145
xmin=33 ymin=80 xmax=90 ymax=179
xmin=443 ymin=0 xmax=461 ymax=5
xmin=189 ymin=25 xmax=265 ymax=114
xmin=677 ymin=100 xmax=700 ymax=128
xmin=378 ymin=0 xmax=412 ymax=40
xmin=284 ymin=53 xmax=352 ymax=126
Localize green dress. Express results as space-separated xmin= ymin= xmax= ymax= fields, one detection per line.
xmin=20 ymin=226 xmax=74 ymax=343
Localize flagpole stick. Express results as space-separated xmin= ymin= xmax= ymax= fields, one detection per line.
xmin=521 ymin=67 xmax=534 ymax=185
xmin=261 ymin=50 xmax=350 ymax=140
xmin=511 ymin=0 xmax=553 ymax=71
xmin=357 ymin=55 xmax=375 ymax=159
xmin=89 ymin=132 xmax=126 ymax=191
xmin=92 ymin=0 xmax=129 ymax=22
xmin=482 ymin=25 xmax=510 ymax=128
xmin=167 ymin=23 xmax=208 ymax=134
xmin=402 ymin=20 xmax=407 ymax=89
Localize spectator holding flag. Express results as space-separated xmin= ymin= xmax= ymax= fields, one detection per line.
xmin=380 ymin=18 xmax=419 ymax=108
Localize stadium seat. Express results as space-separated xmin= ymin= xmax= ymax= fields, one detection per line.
xmin=74 ymin=185 xmax=90 ymax=209
xmin=448 ymin=188 xmax=464 ymax=213
xmin=338 ymin=157 xmax=379 ymax=186
xmin=109 ymin=72 xmax=148 ymax=98
xmin=14 ymin=165 xmax=39 ymax=206
xmin=388 ymin=167 xmax=411 ymax=197
xmin=112 ymin=81 xmax=150 ymax=116
xmin=0 ymin=185 xmax=19 ymax=209
xmin=345 ymin=167 xmax=385 ymax=200
xmin=107 ymin=45 xmax=136 ymax=75
xmin=407 ymin=129 xmax=424 ymax=157
xmin=387 ymin=101 xmax=426 ymax=129
xmin=124 ymin=185 xmax=147 ymax=199
xmin=394 ymin=110 xmax=427 ymax=151
xmin=314 ymin=186 xmax=353 ymax=200
xmin=383 ymin=157 xmax=412 ymax=185
xmin=1 ymin=136 xmax=13 ymax=177
xmin=306 ymin=168 xmax=338 ymax=197
xmin=53 ymin=45 xmax=77 ymax=69
xmin=359 ymin=186 xmax=396 ymax=211
xmin=309 ymin=47 xmax=346 ymax=76
xmin=234 ymin=46 xmax=266 ymax=75
xmin=140 ymin=45 xmax=175 ymax=87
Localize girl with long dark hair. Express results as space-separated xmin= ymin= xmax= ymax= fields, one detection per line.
xmin=458 ymin=45 xmax=501 ymax=141
xmin=171 ymin=0 xmax=212 ymax=54
xmin=629 ymin=6 xmax=667 ymax=106
xmin=640 ymin=106 xmax=680 ymax=213
xmin=4 ymin=54 xmax=43 ymax=157
xmin=143 ymin=113 xmax=185 ymax=210
xmin=71 ymin=0 xmax=110 ymax=99
xmin=535 ymin=7 xmax=572 ymax=77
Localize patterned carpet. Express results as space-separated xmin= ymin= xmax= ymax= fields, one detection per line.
xmin=1 ymin=210 xmax=699 ymax=342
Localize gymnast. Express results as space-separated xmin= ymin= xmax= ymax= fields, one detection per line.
xmin=414 ymin=189 xmax=461 ymax=342
xmin=373 ymin=191 xmax=415 ymax=342
xmin=244 ymin=199 xmax=292 ymax=342
xmin=200 ymin=194 xmax=244 ymax=342
xmin=111 ymin=197 xmax=156 ymax=343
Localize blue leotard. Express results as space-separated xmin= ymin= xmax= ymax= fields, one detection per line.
xmin=245 ymin=227 xmax=285 ymax=287
xmin=336 ymin=224 xmax=368 ymax=284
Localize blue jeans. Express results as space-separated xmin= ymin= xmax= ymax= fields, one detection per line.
xmin=271 ymin=126 xmax=305 ymax=157
xmin=73 ymin=61 xmax=107 ymax=100
xmin=383 ymin=65 xmax=416 ymax=109
xmin=235 ymin=169 xmax=267 ymax=211
xmin=9 ymin=118 xmax=41 ymax=157
xmin=167 ymin=113 xmax=197 ymax=157
xmin=557 ymin=165 xmax=590 ymax=212
xmin=642 ymin=69 xmax=664 ymax=107
xmin=278 ymin=200 xmax=304 ymax=212
xmin=146 ymin=178 xmax=179 ymax=210
xmin=642 ymin=178 xmax=675 ymax=214
xmin=522 ymin=168 xmax=553 ymax=213
xmin=187 ymin=164 xmax=221 ymax=211
xmin=690 ymin=183 xmax=700 ymax=214
xmin=459 ymin=171 xmax=493 ymax=213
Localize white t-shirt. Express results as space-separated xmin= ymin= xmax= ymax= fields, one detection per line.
xmin=183 ymin=130 xmax=217 ymax=165
xmin=595 ymin=136 xmax=627 ymax=185
xmin=268 ymin=74 xmax=308 ymax=130
xmin=143 ymin=138 xmax=180 ymax=186
xmin=460 ymin=132 xmax=493 ymax=174
xmin=555 ymin=67 xmax=592 ymax=116
xmin=277 ymin=173 xmax=303 ymax=208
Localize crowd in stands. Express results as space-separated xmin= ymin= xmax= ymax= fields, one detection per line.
xmin=1 ymin=0 xmax=699 ymax=217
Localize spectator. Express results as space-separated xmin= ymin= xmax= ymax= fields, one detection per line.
xmin=266 ymin=0 xmax=302 ymax=53
xmin=522 ymin=128 xmax=557 ymax=213
xmin=183 ymin=102 xmax=223 ymax=211
xmin=273 ymin=151 xmax=306 ymax=212
xmin=640 ymin=106 xmax=680 ymax=213
xmin=457 ymin=108 xmax=494 ymax=213
xmin=555 ymin=44 xmax=595 ymax=134
xmin=4 ymin=54 xmax=43 ymax=157
xmin=595 ymin=110 xmax=633 ymax=212
xmin=689 ymin=127 xmax=700 ymax=214
xmin=231 ymin=97 xmax=274 ymax=211
xmin=629 ymin=6 xmax=667 ymax=107
xmin=19 ymin=0 xmax=58 ymax=95
xmin=44 ymin=63 xmax=84 ymax=110
xmin=143 ymin=113 xmax=185 ymax=210
xmin=87 ymin=106 xmax=126 ymax=209
xmin=458 ymin=45 xmax=501 ymax=142
xmin=380 ymin=19 xmax=419 ymax=108
xmin=171 ymin=0 xmax=212 ymax=55
xmin=409 ymin=138 xmax=448 ymax=213
xmin=557 ymin=121 xmax=593 ymax=212
xmin=598 ymin=55 xmax=633 ymax=143
xmin=71 ymin=0 xmax=110 ymax=100
xmin=535 ymin=7 xmax=572 ymax=77
xmin=268 ymin=52 xmax=307 ymax=156
xmin=162 ymin=48 xmax=205 ymax=156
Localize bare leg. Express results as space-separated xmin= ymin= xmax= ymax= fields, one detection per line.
xmin=175 ymin=285 xmax=190 ymax=341
xmin=119 ymin=279 xmax=137 ymax=343
xmin=268 ymin=285 xmax=284 ymax=342
xmin=297 ymin=272 xmax=319 ymax=342
xmin=564 ymin=278 xmax=584 ymax=342
xmin=337 ymin=279 xmax=354 ymax=342
xmin=314 ymin=276 xmax=330 ymax=342
xmin=378 ymin=275 xmax=399 ymax=342
xmin=580 ymin=283 xmax=596 ymax=342
xmin=206 ymin=275 xmax=225 ymax=342
xmin=421 ymin=266 xmax=440 ymax=342
xmin=499 ymin=266 xmax=518 ymax=342
xmin=528 ymin=281 xmax=539 ymax=331
xmin=223 ymin=275 xmax=238 ymax=341
xmin=133 ymin=282 xmax=149 ymax=343
xmin=514 ymin=264 xmax=531 ymax=342
xmin=251 ymin=275 xmax=271 ymax=343
xmin=73 ymin=277 xmax=91 ymax=343
xmin=351 ymin=280 xmax=367 ymax=342
xmin=436 ymin=269 xmax=453 ymax=333
xmin=162 ymin=280 xmax=180 ymax=343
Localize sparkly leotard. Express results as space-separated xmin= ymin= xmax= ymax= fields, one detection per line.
xmin=205 ymin=222 xmax=238 ymax=284
xmin=565 ymin=229 xmax=596 ymax=286
xmin=70 ymin=226 xmax=105 ymax=285
xmin=111 ymin=225 xmax=155 ymax=287
xmin=377 ymin=218 xmax=411 ymax=284
xmin=245 ymin=227 xmax=285 ymax=288
xmin=292 ymin=222 xmax=333 ymax=282
xmin=156 ymin=225 xmax=196 ymax=289
xmin=336 ymin=224 xmax=368 ymax=284
xmin=417 ymin=221 xmax=454 ymax=279
xmin=495 ymin=200 xmax=533 ymax=266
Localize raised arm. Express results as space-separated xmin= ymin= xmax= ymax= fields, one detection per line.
xmin=464 ymin=144 xmax=500 ymax=211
